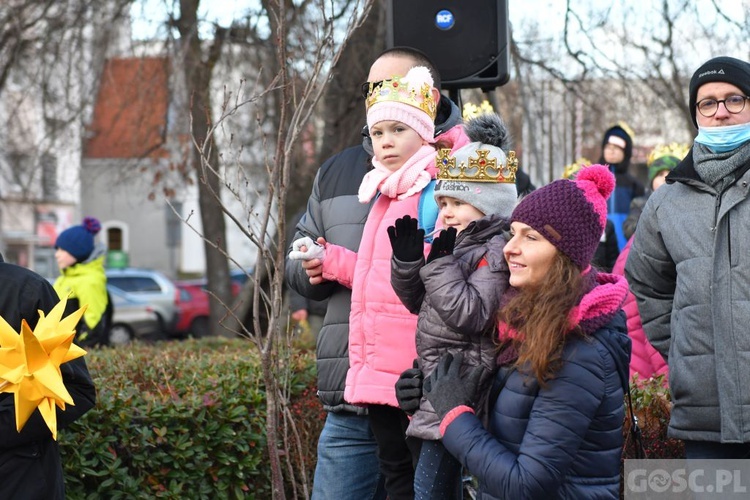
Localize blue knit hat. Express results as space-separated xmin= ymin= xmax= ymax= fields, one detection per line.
xmin=55 ymin=217 xmax=101 ymax=262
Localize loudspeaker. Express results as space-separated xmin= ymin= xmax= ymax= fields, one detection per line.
xmin=387 ymin=0 xmax=510 ymax=91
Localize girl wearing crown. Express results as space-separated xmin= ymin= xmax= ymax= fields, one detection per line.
xmin=389 ymin=113 xmax=518 ymax=499
xmin=289 ymin=65 xmax=453 ymax=499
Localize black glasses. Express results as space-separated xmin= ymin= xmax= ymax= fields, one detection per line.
xmin=696 ymin=95 xmax=750 ymax=117
xmin=360 ymin=80 xmax=384 ymax=99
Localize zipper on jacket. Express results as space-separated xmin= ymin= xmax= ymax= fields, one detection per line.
xmin=712 ymin=193 xmax=721 ymax=233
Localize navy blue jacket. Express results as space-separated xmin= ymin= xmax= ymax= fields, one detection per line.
xmin=442 ymin=272 xmax=631 ymax=499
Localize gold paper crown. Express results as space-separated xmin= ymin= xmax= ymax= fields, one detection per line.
xmin=365 ymin=74 xmax=437 ymax=120
xmin=647 ymin=143 xmax=690 ymax=166
xmin=562 ymin=157 xmax=592 ymax=179
xmin=436 ymin=148 xmax=518 ymax=183
xmin=462 ymin=100 xmax=496 ymax=121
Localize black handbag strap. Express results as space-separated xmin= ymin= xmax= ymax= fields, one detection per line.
xmin=599 ymin=335 xmax=647 ymax=459
xmin=626 ymin=384 xmax=647 ymax=459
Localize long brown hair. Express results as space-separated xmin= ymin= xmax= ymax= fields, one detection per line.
xmin=498 ymin=251 xmax=586 ymax=385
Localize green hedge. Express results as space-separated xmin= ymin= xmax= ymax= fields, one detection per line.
xmin=59 ymin=338 xmax=324 ymax=499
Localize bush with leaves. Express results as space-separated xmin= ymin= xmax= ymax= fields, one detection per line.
xmin=623 ymin=374 xmax=684 ymax=460
xmin=59 ymin=338 xmax=324 ymax=499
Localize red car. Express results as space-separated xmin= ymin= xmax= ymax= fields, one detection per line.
xmin=174 ymin=280 xmax=241 ymax=337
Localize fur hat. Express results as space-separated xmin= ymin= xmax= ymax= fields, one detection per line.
xmin=689 ymin=56 xmax=750 ymax=128
xmin=55 ymin=216 xmax=102 ymax=262
xmin=366 ymin=66 xmax=436 ymax=143
xmin=510 ymin=164 xmax=615 ymax=269
xmin=433 ymin=113 xmax=518 ymax=218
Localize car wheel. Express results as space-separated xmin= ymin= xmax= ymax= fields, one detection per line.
xmin=110 ymin=324 xmax=134 ymax=345
xmin=191 ymin=316 xmax=210 ymax=338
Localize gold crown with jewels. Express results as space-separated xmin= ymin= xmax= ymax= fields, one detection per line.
xmin=436 ymin=147 xmax=518 ymax=183
xmin=365 ymin=67 xmax=437 ymax=120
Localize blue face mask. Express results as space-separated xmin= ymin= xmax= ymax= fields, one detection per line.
xmin=695 ymin=122 xmax=750 ymax=153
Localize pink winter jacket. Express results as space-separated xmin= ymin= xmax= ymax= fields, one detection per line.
xmin=612 ymin=237 xmax=669 ymax=385
xmin=321 ymin=174 xmax=435 ymax=407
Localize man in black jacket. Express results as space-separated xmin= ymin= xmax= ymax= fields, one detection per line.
xmin=0 ymin=254 xmax=96 ymax=499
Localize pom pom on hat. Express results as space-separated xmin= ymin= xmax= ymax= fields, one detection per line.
xmin=463 ymin=113 xmax=510 ymax=148
xmin=55 ymin=216 xmax=102 ymax=262
xmin=511 ymin=164 xmax=614 ymax=269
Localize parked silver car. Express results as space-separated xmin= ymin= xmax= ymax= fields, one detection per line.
xmin=108 ymin=286 xmax=163 ymax=345
xmin=105 ymin=268 xmax=180 ymax=335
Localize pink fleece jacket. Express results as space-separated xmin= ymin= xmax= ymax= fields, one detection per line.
xmin=321 ymin=173 xmax=435 ymax=407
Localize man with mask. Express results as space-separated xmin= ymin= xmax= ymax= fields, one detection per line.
xmin=626 ymin=56 xmax=750 ymax=459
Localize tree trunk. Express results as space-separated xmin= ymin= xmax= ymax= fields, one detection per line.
xmin=177 ymin=0 xmax=233 ymax=338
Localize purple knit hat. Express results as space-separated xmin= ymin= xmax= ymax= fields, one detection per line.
xmin=511 ymin=164 xmax=615 ymax=269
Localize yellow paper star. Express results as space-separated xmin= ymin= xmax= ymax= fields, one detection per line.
xmin=0 ymin=297 xmax=87 ymax=440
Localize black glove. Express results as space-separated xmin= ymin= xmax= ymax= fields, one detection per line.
xmin=426 ymin=227 xmax=457 ymax=264
xmin=388 ymin=215 xmax=425 ymax=262
xmin=395 ymin=360 xmax=423 ymax=416
xmin=423 ymin=352 xmax=483 ymax=421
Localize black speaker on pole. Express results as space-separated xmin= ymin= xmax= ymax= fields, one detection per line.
xmin=387 ymin=0 xmax=510 ymax=91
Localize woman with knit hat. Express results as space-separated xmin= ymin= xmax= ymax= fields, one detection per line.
xmin=54 ymin=216 xmax=112 ymax=347
xmin=421 ymin=165 xmax=631 ymax=499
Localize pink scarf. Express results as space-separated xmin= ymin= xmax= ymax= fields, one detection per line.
xmin=358 ymin=145 xmax=436 ymax=203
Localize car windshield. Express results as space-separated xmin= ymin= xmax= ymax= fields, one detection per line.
xmin=108 ymin=276 xmax=162 ymax=292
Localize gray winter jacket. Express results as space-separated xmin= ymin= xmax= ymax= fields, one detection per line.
xmin=625 ymin=146 xmax=750 ymax=442
xmin=285 ymin=96 xmax=466 ymax=413
xmin=391 ymin=214 xmax=510 ymax=440
xmin=285 ymin=146 xmax=373 ymax=413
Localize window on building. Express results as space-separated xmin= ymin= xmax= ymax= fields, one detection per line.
xmin=107 ymin=226 xmax=123 ymax=251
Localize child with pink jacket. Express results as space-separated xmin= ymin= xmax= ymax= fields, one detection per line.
xmin=289 ymin=65 xmax=468 ymax=499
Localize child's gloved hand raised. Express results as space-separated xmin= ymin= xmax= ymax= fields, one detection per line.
xmin=423 ymin=352 xmax=482 ymax=421
xmin=388 ymin=215 xmax=425 ymax=262
xmin=426 ymin=227 xmax=457 ymax=264
xmin=395 ymin=359 xmax=423 ymax=416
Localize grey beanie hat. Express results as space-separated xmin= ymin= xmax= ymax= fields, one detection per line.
xmin=433 ymin=114 xmax=518 ymax=218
